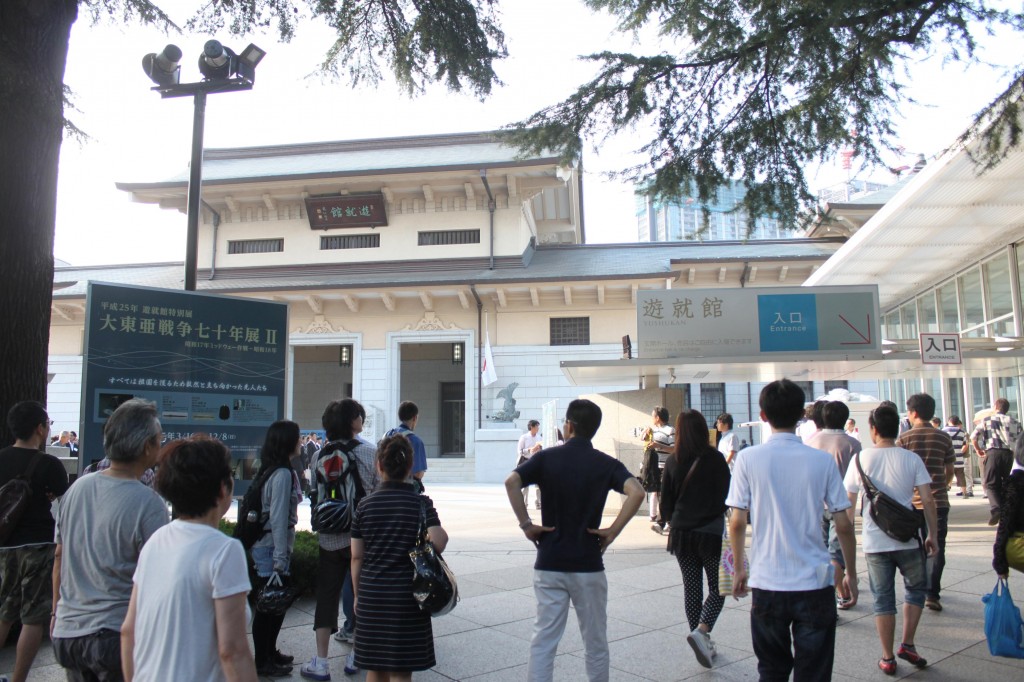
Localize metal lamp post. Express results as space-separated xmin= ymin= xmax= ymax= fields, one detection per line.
xmin=142 ymin=41 xmax=266 ymax=291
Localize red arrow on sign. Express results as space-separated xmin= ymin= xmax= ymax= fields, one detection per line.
xmin=839 ymin=314 xmax=872 ymax=345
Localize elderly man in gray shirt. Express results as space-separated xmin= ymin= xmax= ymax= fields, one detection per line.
xmin=51 ymin=400 xmax=169 ymax=681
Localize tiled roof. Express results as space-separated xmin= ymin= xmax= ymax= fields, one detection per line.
xmin=115 ymin=131 xmax=560 ymax=189
xmin=53 ymin=239 xmax=843 ymax=298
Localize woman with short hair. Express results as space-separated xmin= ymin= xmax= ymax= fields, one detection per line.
xmin=121 ymin=436 xmax=256 ymax=682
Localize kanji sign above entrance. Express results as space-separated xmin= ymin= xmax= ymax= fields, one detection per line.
xmin=305 ymin=192 xmax=388 ymax=229
xmin=636 ymin=285 xmax=880 ymax=359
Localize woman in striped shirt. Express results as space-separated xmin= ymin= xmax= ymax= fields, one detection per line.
xmin=350 ymin=435 xmax=448 ymax=681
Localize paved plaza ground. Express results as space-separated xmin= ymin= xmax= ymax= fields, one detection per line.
xmin=7 ymin=484 xmax=1024 ymax=681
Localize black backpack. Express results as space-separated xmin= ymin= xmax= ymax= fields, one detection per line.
xmin=854 ymin=455 xmax=924 ymax=544
xmin=234 ymin=465 xmax=285 ymax=550
xmin=0 ymin=451 xmax=43 ymax=544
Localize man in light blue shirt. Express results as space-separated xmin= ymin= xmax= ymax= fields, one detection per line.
xmin=726 ymin=379 xmax=858 ymax=681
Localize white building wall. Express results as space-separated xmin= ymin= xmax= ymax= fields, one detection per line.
xmin=47 ymin=355 xmax=83 ymax=435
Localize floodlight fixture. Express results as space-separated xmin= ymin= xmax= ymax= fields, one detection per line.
xmin=198 ymin=40 xmax=236 ymax=80
xmin=142 ymin=44 xmax=182 ymax=86
xmin=239 ymin=43 xmax=266 ymax=69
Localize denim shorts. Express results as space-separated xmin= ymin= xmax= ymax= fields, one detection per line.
xmin=865 ymin=548 xmax=927 ymax=616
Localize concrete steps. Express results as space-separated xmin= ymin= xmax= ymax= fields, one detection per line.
xmin=424 ymin=457 xmax=476 ymax=483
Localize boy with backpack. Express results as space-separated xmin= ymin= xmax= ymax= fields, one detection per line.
xmin=300 ymin=399 xmax=379 ymax=682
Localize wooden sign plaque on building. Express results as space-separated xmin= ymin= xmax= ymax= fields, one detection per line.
xmin=305 ymin=192 xmax=388 ymax=229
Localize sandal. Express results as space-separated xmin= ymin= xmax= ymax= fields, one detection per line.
xmin=878 ymin=657 xmax=897 ymax=675
xmin=837 ymin=597 xmax=854 ymax=610
xmin=897 ymin=643 xmax=927 ymax=668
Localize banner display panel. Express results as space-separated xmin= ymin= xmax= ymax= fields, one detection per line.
xmin=82 ymin=283 xmax=288 ymax=489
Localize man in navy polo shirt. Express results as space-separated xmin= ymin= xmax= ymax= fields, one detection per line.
xmin=506 ymin=399 xmax=645 ymax=682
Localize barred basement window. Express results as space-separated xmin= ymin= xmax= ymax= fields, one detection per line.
xmin=550 ymin=317 xmax=590 ymax=346
xmin=227 ymin=238 xmax=283 ymax=254
xmin=418 ymin=229 xmax=481 ymax=246
xmin=700 ymin=383 xmax=726 ymax=417
xmin=793 ymin=381 xmax=815 ymax=401
xmin=320 ymin=234 xmax=380 ymax=250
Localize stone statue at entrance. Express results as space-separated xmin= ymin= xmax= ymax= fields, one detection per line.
xmin=492 ymin=382 xmax=520 ymax=422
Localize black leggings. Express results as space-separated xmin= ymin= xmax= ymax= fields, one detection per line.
xmin=252 ymin=574 xmax=287 ymax=666
xmin=676 ymin=549 xmax=726 ymax=633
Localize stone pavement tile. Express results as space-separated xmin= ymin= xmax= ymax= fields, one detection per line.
xmin=432 ymin=625 xmax=530 ymax=679
xmin=463 ymin=653 xmax=650 ymax=681
xmin=431 ymin=612 xmax=484 ymax=638
xmin=607 ymin=561 xmax=692 ymax=592
xmin=943 ymin=570 xmax=1024 ymax=598
xmin=608 ymin=590 xmax=687 ymax=630
xmin=459 ymin=562 xmax=536 ymax=591
xmin=911 ymin=650 xmax=1024 ymax=680
xmin=491 ymin=612 xmax=648 ymax=654
xmin=605 ymin=551 xmax=674 ymax=569
xmin=280 ymin=597 xmax=316 ymax=628
xmin=0 ymin=638 xmax=57 ymax=678
xmin=663 ymin=606 xmax=756 ymax=655
xmin=684 ymin=653 xmax=760 ymax=681
xmin=829 ymin=620 xmax=958 ymax=680
xmin=605 ymin=629 xmax=754 ymax=682
xmin=454 ymin=590 xmax=539 ymax=627
xmin=453 ymin=576 xmax=504 ymax=600
xmin=456 ymin=550 xmax=538 ymax=567
xmin=443 ymin=553 xmax=517 ymax=578
xmin=959 ymin=640 xmax=1024 ymax=669
xmin=15 ymin=661 xmax=65 ymax=681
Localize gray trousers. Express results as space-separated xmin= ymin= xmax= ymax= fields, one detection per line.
xmin=529 ymin=570 xmax=609 ymax=682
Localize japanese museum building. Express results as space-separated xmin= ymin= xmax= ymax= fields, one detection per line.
xmin=46 ymin=120 xmax=1024 ymax=485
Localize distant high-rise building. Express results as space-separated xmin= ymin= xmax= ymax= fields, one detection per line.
xmin=636 ymin=181 xmax=792 ymax=242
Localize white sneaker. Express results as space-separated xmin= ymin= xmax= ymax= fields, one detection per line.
xmin=687 ymin=628 xmax=714 ymax=668
xmin=344 ymin=650 xmax=359 ymax=675
xmin=333 ymin=626 xmax=355 ymax=643
xmin=300 ymin=657 xmax=331 ymax=681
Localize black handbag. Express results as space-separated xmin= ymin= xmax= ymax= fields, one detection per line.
xmin=409 ymin=498 xmax=457 ymax=616
xmin=255 ymin=572 xmax=299 ymax=616
xmin=854 ymin=454 xmax=924 ymax=543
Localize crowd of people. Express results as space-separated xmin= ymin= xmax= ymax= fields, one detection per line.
xmin=0 ymin=379 xmax=1021 ymax=681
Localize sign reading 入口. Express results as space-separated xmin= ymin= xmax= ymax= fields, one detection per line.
xmin=636 ymin=285 xmax=880 ymax=359
xmin=82 ymin=282 xmax=288 ymax=490
xmin=919 ymin=333 xmax=962 ymax=365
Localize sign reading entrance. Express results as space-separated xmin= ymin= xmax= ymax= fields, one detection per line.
xmin=919 ymin=333 xmax=962 ymax=364
xmin=82 ymin=283 xmax=288 ymax=489
xmin=636 ymin=285 xmax=880 ymax=359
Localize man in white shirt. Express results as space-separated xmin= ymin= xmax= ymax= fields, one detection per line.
xmin=716 ymin=413 xmax=737 ymax=466
xmin=844 ymin=405 xmax=938 ymax=675
xmin=727 ymin=380 xmax=858 ymax=681
xmin=517 ymin=420 xmax=544 ymax=509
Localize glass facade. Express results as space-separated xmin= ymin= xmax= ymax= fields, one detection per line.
xmin=636 ymin=181 xmax=794 ymax=242
xmin=883 ymin=247 xmax=1023 ymax=420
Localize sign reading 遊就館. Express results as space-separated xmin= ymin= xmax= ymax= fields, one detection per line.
xmin=636 ymin=285 xmax=880 ymax=359
xmin=919 ymin=332 xmax=962 ymax=365
xmin=82 ymin=282 xmax=288 ymax=490
xmin=305 ymin=192 xmax=388 ymax=229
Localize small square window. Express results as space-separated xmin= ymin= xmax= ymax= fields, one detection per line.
xmin=550 ymin=317 xmax=590 ymax=346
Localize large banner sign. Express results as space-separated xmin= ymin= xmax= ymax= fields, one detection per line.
xmin=82 ymin=283 xmax=288 ymax=486
xmin=637 ymin=285 xmax=880 ymax=359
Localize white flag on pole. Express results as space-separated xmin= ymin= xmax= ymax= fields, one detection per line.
xmin=482 ymin=332 xmax=497 ymax=386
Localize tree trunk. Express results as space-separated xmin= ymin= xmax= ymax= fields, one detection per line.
xmin=0 ymin=0 xmax=78 ymax=446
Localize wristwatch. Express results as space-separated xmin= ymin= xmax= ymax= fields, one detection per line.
xmin=519 ymin=518 xmax=533 ymax=529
